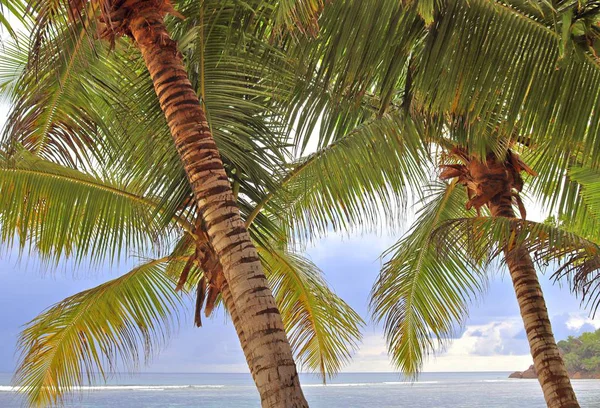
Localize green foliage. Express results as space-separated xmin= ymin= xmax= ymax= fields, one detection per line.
xmin=558 ymin=329 xmax=600 ymax=375
xmin=434 ymin=216 xmax=600 ymax=314
xmin=6 ymin=0 xmax=600 ymax=403
xmin=0 ymin=1 xmax=27 ymax=38
xmin=14 ymin=258 xmax=184 ymax=407
xmin=0 ymin=150 xmax=173 ymax=265
xmin=262 ymin=109 xmax=429 ymax=242
xmin=371 ymin=182 xmax=487 ymax=375
xmin=260 ymin=246 xmax=363 ymax=382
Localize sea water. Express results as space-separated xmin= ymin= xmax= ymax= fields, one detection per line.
xmin=1 ymin=372 xmax=599 ymax=407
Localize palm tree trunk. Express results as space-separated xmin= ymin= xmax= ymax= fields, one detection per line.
xmin=489 ymin=194 xmax=579 ymax=408
xmin=126 ymin=7 xmax=308 ymax=408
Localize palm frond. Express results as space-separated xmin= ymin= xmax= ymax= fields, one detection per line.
xmin=433 ymin=216 xmax=600 ymax=315
xmin=260 ymin=246 xmax=363 ymax=380
xmin=286 ymin=0 xmax=425 ymax=151
xmin=566 ymin=166 xmax=600 ymax=241
xmin=270 ymin=0 xmax=324 ymax=37
xmin=257 ymin=109 xmax=429 ymax=242
xmin=371 ymin=181 xmax=487 ymax=376
xmin=0 ymin=1 xmax=27 ymax=39
xmin=414 ymin=0 xmax=600 ymax=169
xmin=0 ymin=150 xmax=182 ymax=264
xmin=14 ymin=257 xmax=184 ymax=407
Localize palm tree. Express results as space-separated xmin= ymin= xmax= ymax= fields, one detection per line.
xmin=281 ymin=1 xmax=600 ymax=406
xmin=6 ymin=0 xmax=600 ymax=407
xmin=0 ymin=2 xmax=379 ymax=405
xmin=440 ymin=148 xmax=577 ymax=406
xmin=3 ymin=0 xmax=333 ymax=405
xmin=0 ymin=149 xmax=362 ymax=407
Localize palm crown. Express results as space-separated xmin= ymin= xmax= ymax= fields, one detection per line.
xmin=3 ymin=0 xmax=600 ymax=407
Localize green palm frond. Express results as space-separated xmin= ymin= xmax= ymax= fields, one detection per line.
xmin=567 ymin=166 xmax=600 ymax=241
xmin=260 ymin=246 xmax=363 ymax=380
xmin=414 ymin=0 xmax=600 ymax=168
xmin=568 ymin=167 xmax=600 ymax=215
xmin=0 ymin=1 xmax=27 ymax=39
xmin=286 ymin=1 xmax=425 ymax=151
xmin=2 ymin=16 xmax=106 ymax=169
xmin=14 ymin=257 xmax=184 ymax=407
xmin=371 ymin=181 xmax=487 ymax=376
xmin=270 ymin=0 xmax=324 ymax=37
xmin=254 ymin=109 xmax=428 ymax=241
xmin=0 ymin=31 xmax=28 ymax=100
xmin=0 ymin=150 xmax=183 ymax=264
xmin=433 ymin=217 xmax=600 ymax=314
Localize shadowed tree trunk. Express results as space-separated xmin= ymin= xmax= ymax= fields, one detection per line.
xmin=441 ymin=149 xmax=579 ymax=408
xmin=95 ymin=2 xmax=308 ymax=407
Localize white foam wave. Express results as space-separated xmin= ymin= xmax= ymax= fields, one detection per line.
xmin=0 ymin=385 xmax=225 ymax=392
xmin=383 ymin=381 xmax=439 ymax=385
xmin=304 ymin=383 xmax=372 ymax=388
xmin=304 ymin=381 xmax=440 ymax=388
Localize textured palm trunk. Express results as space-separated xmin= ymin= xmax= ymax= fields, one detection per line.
xmin=489 ymin=194 xmax=579 ymax=408
xmin=126 ymin=7 xmax=308 ymax=408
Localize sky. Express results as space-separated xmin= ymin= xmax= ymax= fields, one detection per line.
xmin=0 ymin=22 xmax=598 ymax=380
xmin=0 ymin=216 xmax=598 ymax=376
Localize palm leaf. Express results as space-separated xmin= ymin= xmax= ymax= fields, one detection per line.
xmin=434 ymin=216 xmax=600 ymax=315
xmin=0 ymin=150 xmax=183 ymax=264
xmin=14 ymin=257 xmax=184 ymax=407
xmin=414 ymin=0 xmax=600 ymax=169
xmin=259 ymin=246 xmax=363 ymax=380
xmin=371 ymin=181 xmax=487 ymax=376
xmin=252 ymin=109 xmax=428 ymax=242
xmin=270 ymin=0 xmax=325 ymax=37
xmin=0 ymin=1 xmax=27 ymax=39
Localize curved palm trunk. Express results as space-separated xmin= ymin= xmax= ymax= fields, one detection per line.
xmin=125 ymin=6 xmax=308 ymax=408
xmin=489 ymin=195 xmax=579 ymax=408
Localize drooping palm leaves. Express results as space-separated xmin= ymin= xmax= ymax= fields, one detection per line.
xmin=6 ymin=0 xmax=600 ymax=404
xmin=14 ymin=258 xmax=185 ymax=408
xmin=433 ymin=217 xmax=600 ymax=314
xmin=370 ymin=181 xmax=487 ymax=375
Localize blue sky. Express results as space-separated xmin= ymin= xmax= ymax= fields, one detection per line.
xmin=0 ymin=225 xmax=598 ymax=375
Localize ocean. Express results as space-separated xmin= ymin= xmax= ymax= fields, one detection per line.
xmin=1 ymin=372 xmax=599 ymax=407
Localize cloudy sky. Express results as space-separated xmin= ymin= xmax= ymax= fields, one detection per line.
xmin=0 ymin=221 xmax=598 ymax=375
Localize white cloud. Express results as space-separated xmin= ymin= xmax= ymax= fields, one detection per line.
xmin=564 ymin=313 xmax=600 ymax=331
xmin=343 ymin=319 xmax=533 ymax=374
xmin=424 ymin=320 xmax=532 ymax=372
xmin=343 ymin=333 xmax=395 ymax=373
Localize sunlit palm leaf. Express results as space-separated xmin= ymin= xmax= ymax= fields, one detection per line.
xmin=270 ymin=0 xmax=324 ymax=37
xmin=414 ymin=0 xmax=600 ymax=169
xmin=255 ymin=109 xmax=428 ymax=242
xmin=566 ymin=166 xmax=600 ymax=241
xmin=259 ymin=246 xmax=363 ymax=380
xmin=371 ymin=181 xmax=487 ymax=376
xmin=0 ymin=150 xmax=179 ymax=264
xmin=0 ymin=1 xmax=27 ymax=39
xmin=14 ymin=257 xmax=184 ymax=407
xmin=286 ymin=0 xmax=425 ymax=151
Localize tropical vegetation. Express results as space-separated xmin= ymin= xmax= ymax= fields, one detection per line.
xmin=2 ymin=1 xmax=600 ymax=408
xmin=560 ymin=329 xmax=600 ymax=377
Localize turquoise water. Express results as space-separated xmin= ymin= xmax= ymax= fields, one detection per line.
xmin=1 ymin=372 xmax=599 ymax=407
